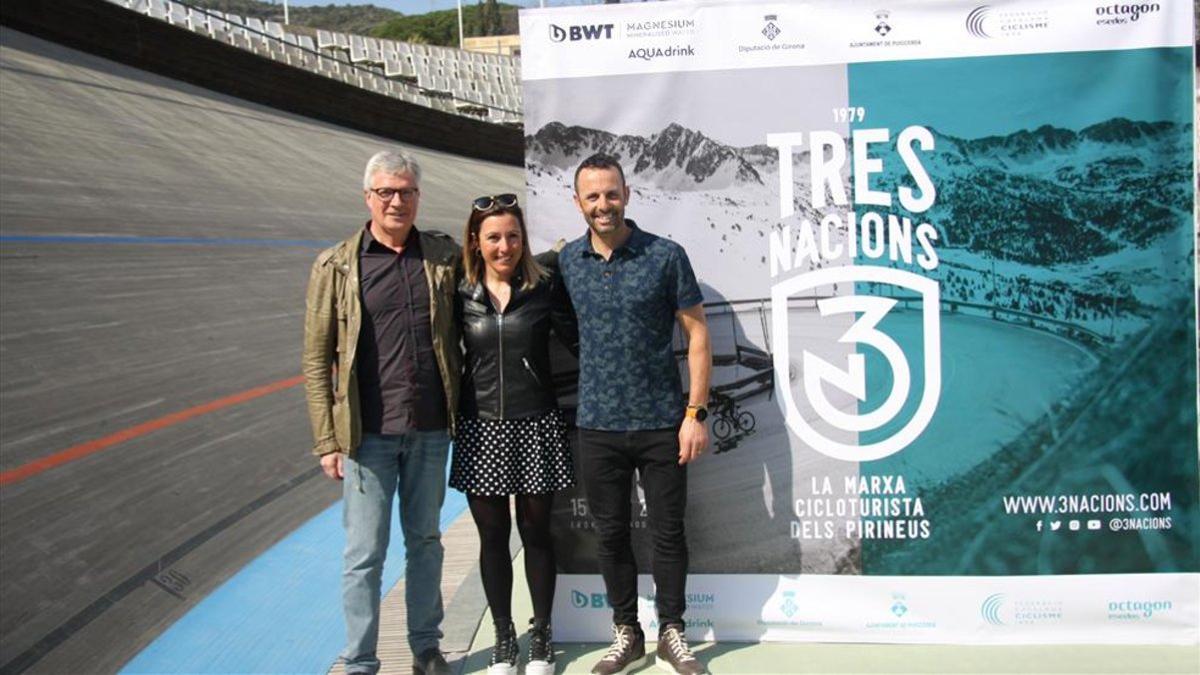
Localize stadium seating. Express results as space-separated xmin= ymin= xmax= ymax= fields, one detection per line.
xmin=107 ymin=0 xmax=523 ymax=126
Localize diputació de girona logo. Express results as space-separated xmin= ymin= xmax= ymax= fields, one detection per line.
xmin=771 ymin=265 xmax=942 ymax=462
xmin=762 ymin=14 xmax=782 ymax=41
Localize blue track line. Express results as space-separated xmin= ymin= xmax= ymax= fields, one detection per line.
xmin=0 ymin=234 xmax=334 ymax=248
xmin=122 ymin=482 xmax=468 ymax=674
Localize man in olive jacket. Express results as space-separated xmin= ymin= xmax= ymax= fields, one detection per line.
xmin=303 ymin=150 xmax=461 ymax=675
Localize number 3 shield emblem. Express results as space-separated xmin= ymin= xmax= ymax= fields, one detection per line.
xmin=771 ymin=266 xmax=942 ymax=462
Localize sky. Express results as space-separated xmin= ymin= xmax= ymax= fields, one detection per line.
xmin=284 ymin=0 xmax=603 ymax=15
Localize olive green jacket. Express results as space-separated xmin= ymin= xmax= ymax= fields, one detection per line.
xmin=302 ymin=227 xmax=462 ymax=457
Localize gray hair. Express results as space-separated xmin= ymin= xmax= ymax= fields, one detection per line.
xmin=362 ymin=150 xmax=422 ymax=190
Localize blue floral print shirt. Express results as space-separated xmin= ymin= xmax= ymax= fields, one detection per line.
xmin=559 ymin=220 xmax=704 ymax=430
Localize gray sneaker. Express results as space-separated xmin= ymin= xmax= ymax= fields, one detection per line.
xmin=655 ymin=624 xmax=706 ymax=675
xmin=590 ymin=624 xmax=647 ymax=675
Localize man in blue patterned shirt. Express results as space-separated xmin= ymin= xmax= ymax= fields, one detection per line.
xmin=558 ymin=154 xmax=712 ymax=675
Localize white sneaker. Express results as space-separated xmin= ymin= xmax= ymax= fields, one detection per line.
xmin=486 ymin=619 xmax=519 ymax=675
xmin=526 ymin=618 xmax=556 ymax=675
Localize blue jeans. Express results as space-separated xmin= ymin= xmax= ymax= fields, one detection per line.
xmin=340 ymin=430 xmax=450 ymax=674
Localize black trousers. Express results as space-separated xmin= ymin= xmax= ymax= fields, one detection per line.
xmin=579 ymin=427 xmax=688 ymax=629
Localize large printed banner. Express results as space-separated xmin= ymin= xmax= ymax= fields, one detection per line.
xmin=518 ymin=0 xmax=1198 ymax=644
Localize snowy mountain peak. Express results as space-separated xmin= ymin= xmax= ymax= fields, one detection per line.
xmin=527 ymin=121 xmax=765 ymax=191
xmin=1079 ymin=117 xmax=1178 ymax=144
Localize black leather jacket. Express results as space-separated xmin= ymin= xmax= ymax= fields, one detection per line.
xmin=457 ymin=263 xmax=578 ymax=420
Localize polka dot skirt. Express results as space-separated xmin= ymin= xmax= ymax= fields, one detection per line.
xmin=450 ymin=408 xmax=575 ymax=496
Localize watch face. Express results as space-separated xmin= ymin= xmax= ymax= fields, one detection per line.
xmin=694 ymin=407 xmax=708 ymax=422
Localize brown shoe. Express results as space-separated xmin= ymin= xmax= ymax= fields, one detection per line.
xmin=590 ymin=624 xmax=647 ymax=675
xmin=412 ymin=648 xmax=451 ymax=675
xmin=655 ymin=624 xmax=706 ymax=675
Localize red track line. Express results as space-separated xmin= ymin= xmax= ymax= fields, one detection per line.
xmin=0 ymin=375 xmax=305 ymax=487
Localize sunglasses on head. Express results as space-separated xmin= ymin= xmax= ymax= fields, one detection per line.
xmin=472 ymin=194 xmax=519 ymax=212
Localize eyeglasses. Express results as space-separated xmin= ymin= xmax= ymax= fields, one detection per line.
xmin=369 ymin=187 xmax=420 ymax=202
xmin=472 ymin=193 xmax=519 ymax=212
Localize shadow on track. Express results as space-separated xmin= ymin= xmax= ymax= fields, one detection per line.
xmin=0 ymin=27 xmax=523 ymax=674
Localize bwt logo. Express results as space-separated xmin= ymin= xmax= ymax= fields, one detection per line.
xmin=570 ymin=590 xmax=611 ymax=609
xmin=550 ymin=23 xmax=615 ymax=42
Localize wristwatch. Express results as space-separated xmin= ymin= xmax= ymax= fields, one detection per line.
xmin=685 ymin=405 xmax=708 ymax=422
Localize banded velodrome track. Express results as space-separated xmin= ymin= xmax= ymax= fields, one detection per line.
xmin=0 ymin=27 xmax=523 ymax=674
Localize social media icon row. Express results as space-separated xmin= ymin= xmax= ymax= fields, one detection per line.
xmin=1035 ymin=519 xmax=1101 ymax=532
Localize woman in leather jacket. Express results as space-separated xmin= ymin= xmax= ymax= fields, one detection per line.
xmin=450 ymin=194 xmax=577 ymax=675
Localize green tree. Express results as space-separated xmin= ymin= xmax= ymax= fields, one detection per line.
xmin=188 ymin=0 xmax=401 ymax=35
xmin=373 ymin=3 xmax=520 ymax=46
xmin=484 ymin=0 xmax=502 ymax=36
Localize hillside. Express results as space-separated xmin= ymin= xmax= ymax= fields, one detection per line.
xmin=863 ymin=295 xmax=1198 ymax=575
xmin=527 ymin=118 xmax=1193 ymax=267
xmin=187 ymin=0 xmax=402 ymax=36
xmin=526 ymin=117 xmax=1191 ymax=337
xmin=185 ymin=0 xmax=520 ymax=46
xmin=372 ymin=2 xmax=520 ymax=45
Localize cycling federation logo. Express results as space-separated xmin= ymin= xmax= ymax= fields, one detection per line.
xmin=981 ymin=593 xmax=1064 ymax=625
xmin=981 ymin=593 xmax=1006 ymax=625
xmin=965 ymin=5 xmax=993 ymax=37
xmin=771 ymin=266 xmax=942 ymax=462
xmin=966 ymin=5 xmax=1049 ymax=38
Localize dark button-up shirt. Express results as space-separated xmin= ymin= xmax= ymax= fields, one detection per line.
xmin=357 ymin=225 xmax=448 ymax=434
xmin=559 ymin=220 xmax=704 ymax=431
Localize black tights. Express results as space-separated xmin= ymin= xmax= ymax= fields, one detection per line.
xmin=468 ymin=493 xmax=557 ymax=624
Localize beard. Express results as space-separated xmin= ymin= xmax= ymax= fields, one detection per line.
xmin=584 ymin=208 xmax=623 ymax=236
